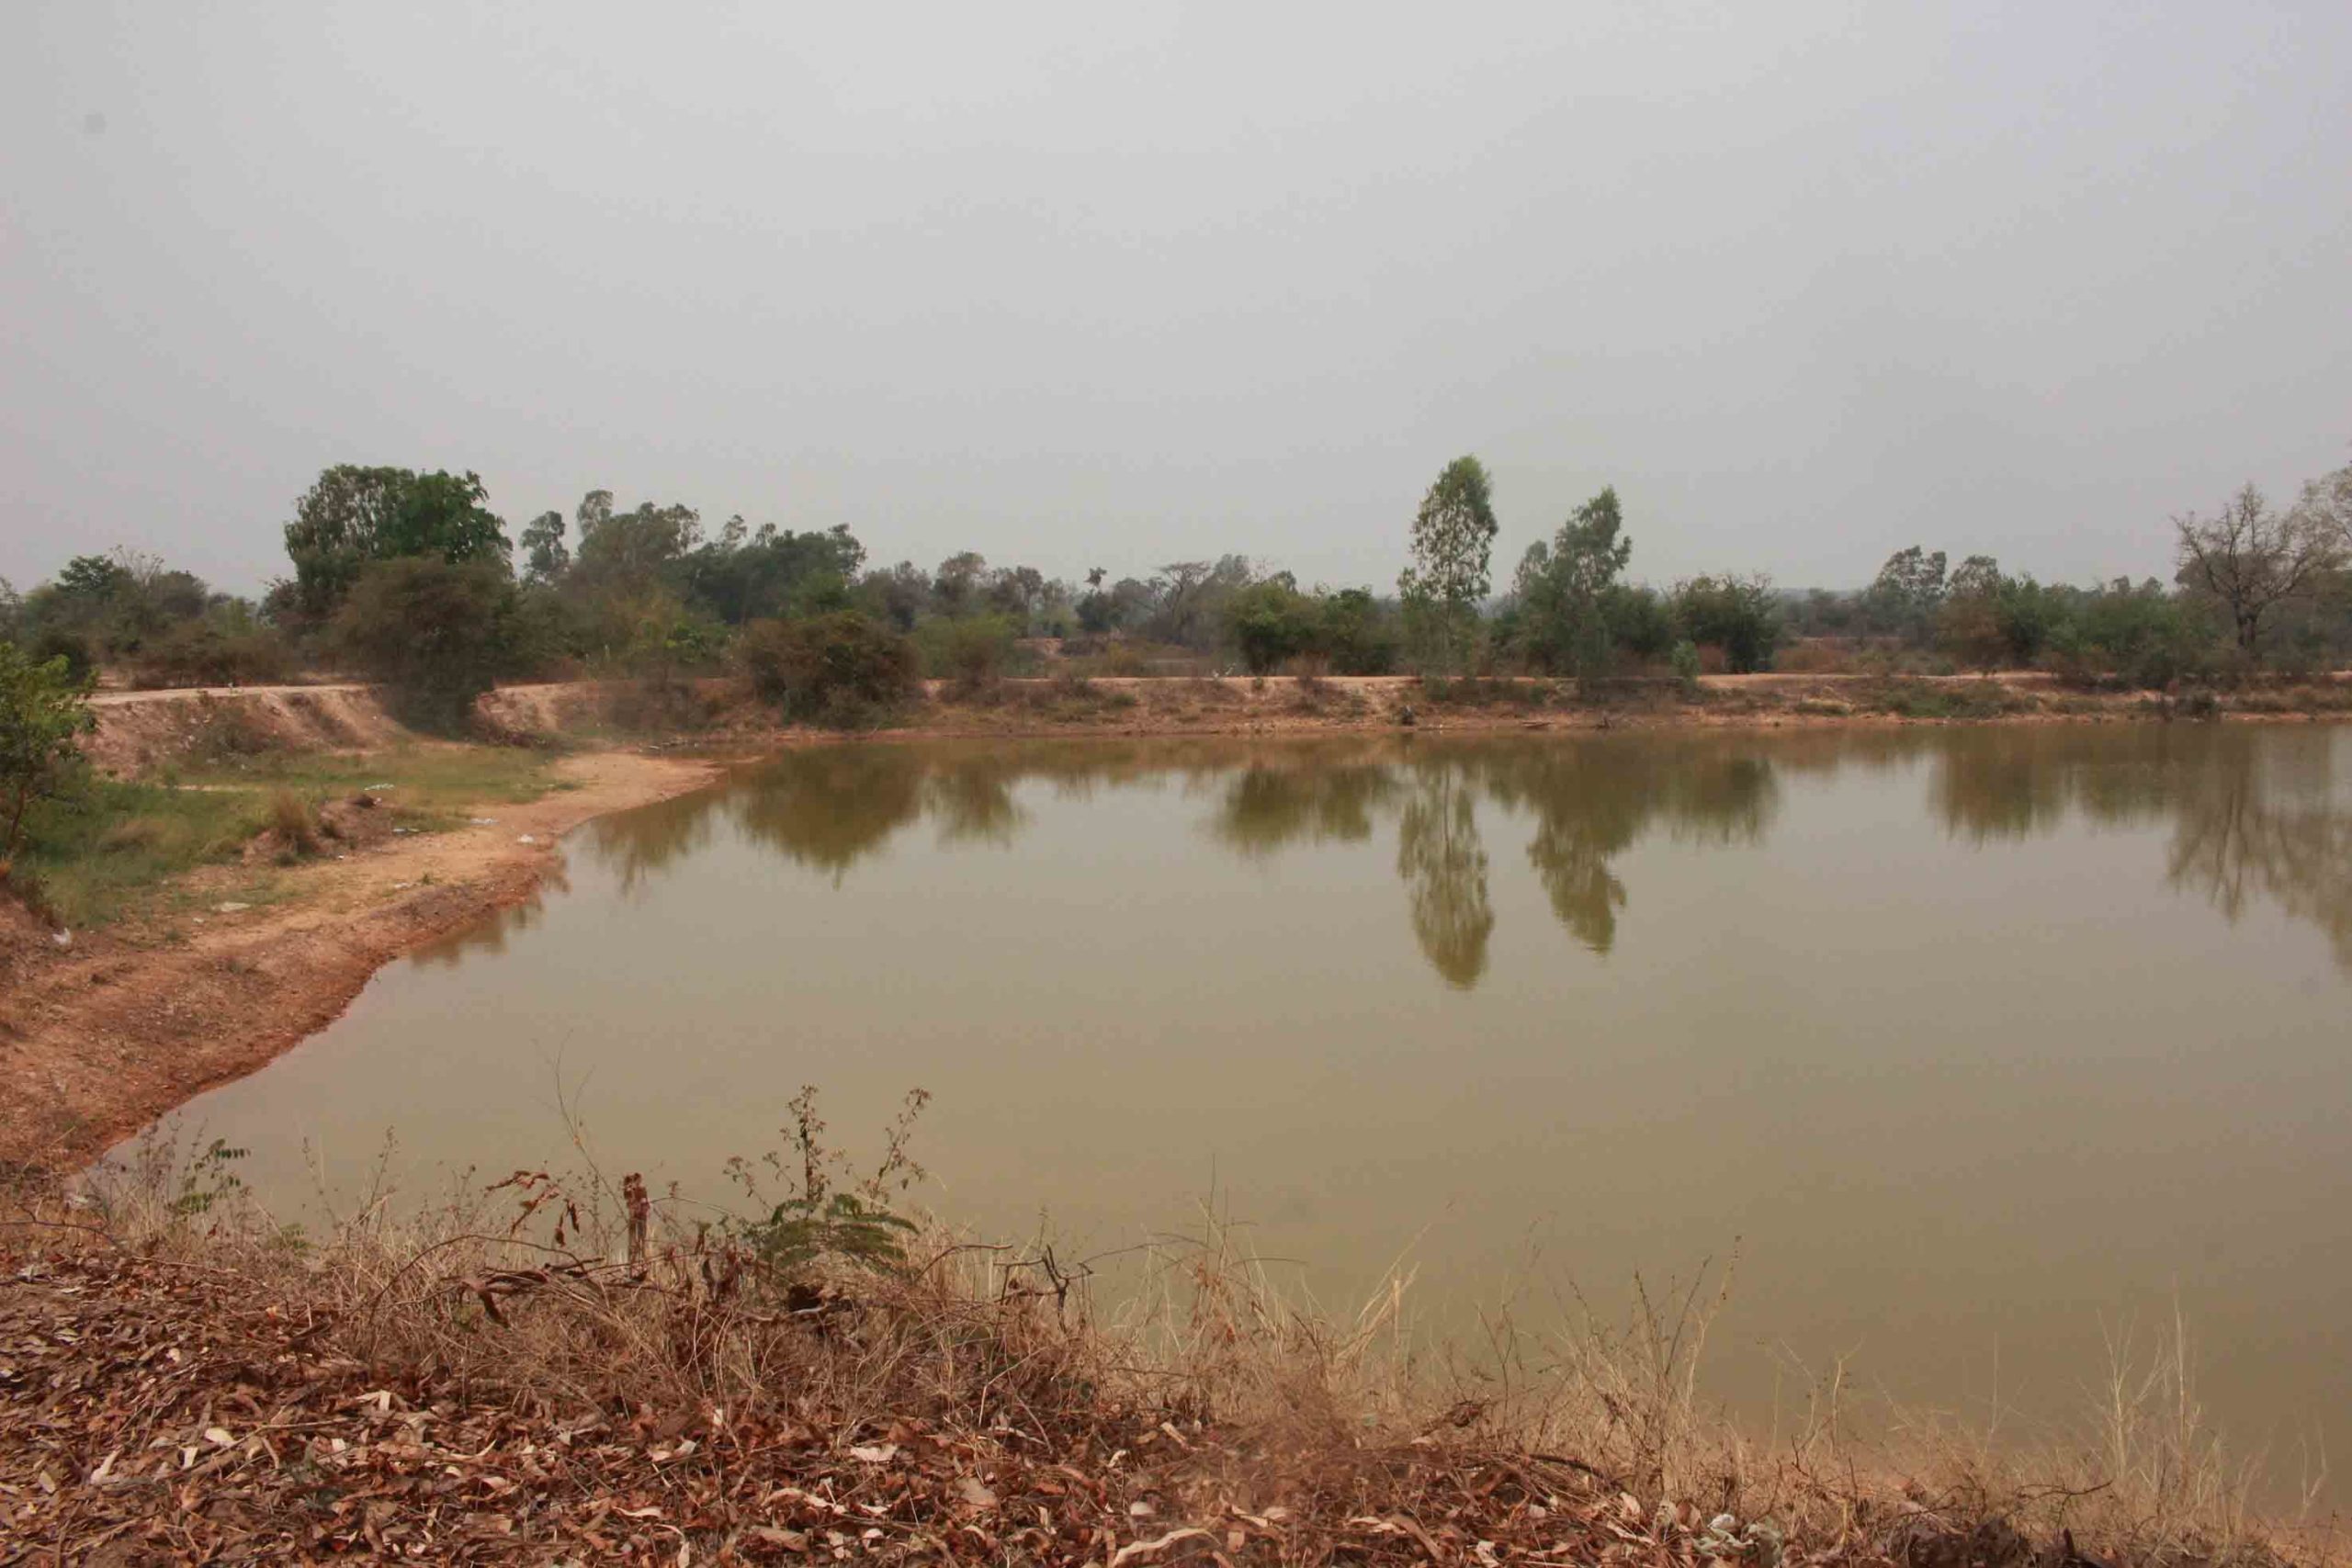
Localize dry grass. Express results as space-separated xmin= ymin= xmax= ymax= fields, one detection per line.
xmin=3 ymin=1127 xmax=2339 ymax=1566
xmin=265 ymin=786 xmax=321 ymax=858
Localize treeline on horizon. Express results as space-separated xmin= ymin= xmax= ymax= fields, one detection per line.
xmin=5 ymin=450 xmax=2350 ymax=728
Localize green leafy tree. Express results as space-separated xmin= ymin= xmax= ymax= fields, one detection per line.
xmin=2052 ymin=578 xmax=2219 ymax=687
xmin=1865 ymin=546 xmax=1949 ymax=644
xmin=930 ymin=552 xmax=990 ymax=617
xmin=518 ymin=511 xmax=570 ymax=585
xmin=1 ymin=642 xmax=96 ymax=860
xmin=1399 ymin=456 xmax=1498 ymax=676
xmin=739 ymin=611 xmax=921 ymax=725
xmin=571 ymin=499 xmax=700 ymax=595
xmin=1317 ymin=587 xmax=1399 ymax=674
xmin=54 ymin=553 xmax=133 ymax=606
xmin=1673 ymin=574 xmax=1781 ymax=673
xmin=1938 ymin=555 xmax=2011 ymax=673
xmin=682 ymin=523 xmax=865 ymax=624
xmin=282 ymin=466 xmax=509 ymax=625
xmin=1225 ymin=576 xmax=1319 ymax=673
xmin=1511 ymin=486 xmax=1634 ymax=676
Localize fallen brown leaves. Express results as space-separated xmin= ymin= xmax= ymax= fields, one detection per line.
xmin=0 ymin=1244 xmax=1749 ymax=1566
xmin=3 ymin=1222 xmax=2331 ymax=1568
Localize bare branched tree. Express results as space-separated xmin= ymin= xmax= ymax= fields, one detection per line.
xmin=2171 ymin=483 xmax=2344 ymax=656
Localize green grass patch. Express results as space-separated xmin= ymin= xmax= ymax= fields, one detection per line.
xmin=16 ymin=745 xmax=571 ymax=928
xmin=16 ymin=780 xmax=268 ymax=927
xmin=1860 ymin=678 xmax=2038 ymax=720
xmin=178 ymin=745 xmax=569 ymax=826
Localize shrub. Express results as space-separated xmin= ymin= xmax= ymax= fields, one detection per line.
xmin=130 ymin=618 xmax=293 ymax=688
xmin=2 ymin=642 xmax=97 ymax=862
xmin=266 ymin=788 xmax=320 ymax=858
xmin=1226 ymin=581 xmax=1320 ymax=674
xmin=26 ymin=626 xmax=97 ymax=684
xmin=738 ymin=612 xmax=920 ymax=726
xmin=914 ymin=615 xmax=1017 ymax=691
xmin=1669 ymin=639 xmax=1702 ymax=694
xmin=334 ymin=557 xmax=519 ymax=731
xmin=1671 ymin=575 xmax=1781 ymax=673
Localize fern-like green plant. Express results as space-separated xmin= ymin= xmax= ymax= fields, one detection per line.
xmin=745 ymin=1191 xmax=917 ymax=1274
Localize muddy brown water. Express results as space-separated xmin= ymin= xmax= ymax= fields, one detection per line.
xmin=155 ymin=725 xmax=2352 ymax=1489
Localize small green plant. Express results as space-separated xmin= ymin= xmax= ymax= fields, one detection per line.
xmin=721 ymin=1086 xmax=929 ymax=1280
xmin=173 ymin=1136 xmax=249 ymax=1215
xmin=1669 ymin=639 xmax=1702 ymax=695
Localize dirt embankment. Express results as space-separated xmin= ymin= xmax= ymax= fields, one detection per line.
xmin=76 ymin=671 xmax=2352 ymax=777
xmin=80 ymin=684 xmax=401 ymax=775
xmin=0 ymin=749 xmax=718 ymax=1176
xmin=487 ymin=670 xmax=2350 ymax=744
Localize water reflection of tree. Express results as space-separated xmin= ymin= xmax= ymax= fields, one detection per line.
xmin=733 ymin=750 xmax=930 ymax=885
xmin=2162 ymin=742 xmax=2352 ymax=970
xmin=1203 ymin=737 xmax=1785 ymax=972
xmin=1211 ymin=756 xmax=1397 ymax=859
xmin=584 ymin=792 xmax=716 ymax=895
xmin=411 ymin=864 xmax=567 ymax=967
xmin=1396 ymin=760 xmax=1494 ymax=987
xmin=1928 ymin=726 xmax=2352 ymax=971
xmin=1476 ymin=740 xmax=1780 ymax=954
xmin=922 ymin=758 xmax=1027 ymax=847
xmin=548 ymin=728 xmax=2350 ymax=987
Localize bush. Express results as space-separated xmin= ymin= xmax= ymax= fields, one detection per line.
xmin=1672 ymin=575 xmax=1781 ymax=673
xmin=738 ymin=612 xmax=920 ymax=726
xmin=1603 ymin=584 xmax=1677 ymax=662
xmin=2049 ymin=589 xmax=2222 ymax=690
xmin=1669 ymin=639 xmax=1702 ymax=694
xmin=2 ymin=642 xmax=98 ymax=863
xmin=26 ymin=626 xmax=97 ymax=684
xmin=1318 ymin=588 xmax=1400 ymax=675
xmin=1225 ymin=581 xmax=1320 ymax=674
xmin=913 ymin=615 xmax=1016 ymax=690
xmin=130 ymin=618 xmax=293 ymax=688
xmin=335 ymin=557 xmax=521 ymax=731
xmin=266 ymin=788 xmax=321 ymax=859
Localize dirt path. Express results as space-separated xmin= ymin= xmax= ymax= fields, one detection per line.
xmin=0 ymin=750 xmax=719 ymax=1176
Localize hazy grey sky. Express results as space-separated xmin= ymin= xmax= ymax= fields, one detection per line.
xmin=6 ymin=2 xmax=2347 ymax=598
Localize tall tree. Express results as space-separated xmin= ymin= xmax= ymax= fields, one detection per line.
xmin=2173 ymin=483 xmax=2343 ymax=655
xmin=1865 ymin=546 xmax=1948 ymax=644
xmin=518 ymin=511 xmax=569 ymax=585
xmin=1511 ymin=486 xmax=1633 ymax=676
xmin=1399 ymin=455 xmax=1498 ymax=675
xmin=282 ymin=466 xmax=508 ymax=624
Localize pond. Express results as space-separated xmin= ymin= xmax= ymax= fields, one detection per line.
xmin=159 ymin=724 xmax=2352 ymax=1480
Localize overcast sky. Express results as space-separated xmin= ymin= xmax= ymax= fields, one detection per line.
xmin=5 ymin=2 xmax=2348 ymax=599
